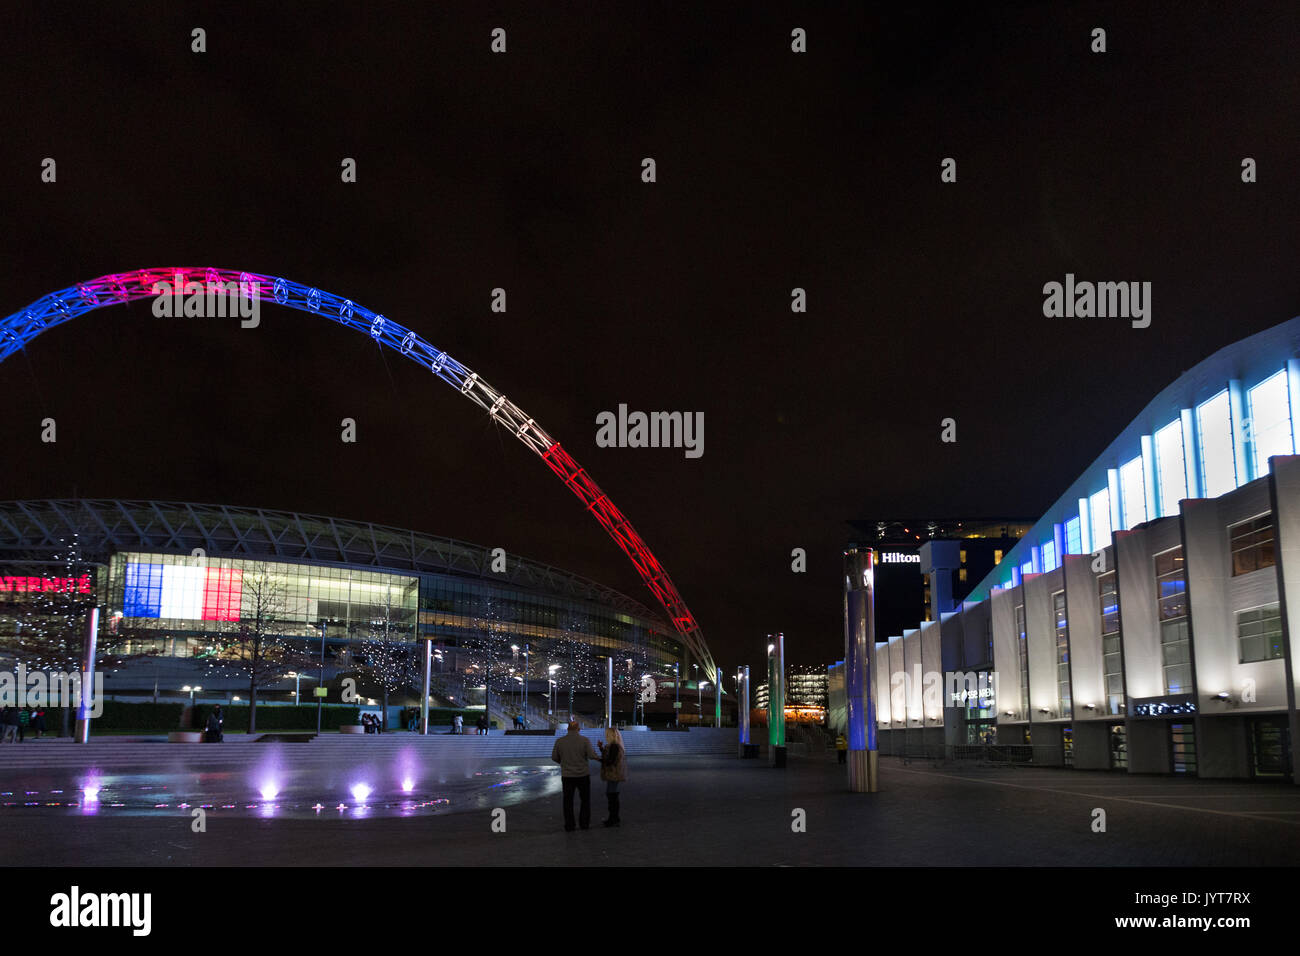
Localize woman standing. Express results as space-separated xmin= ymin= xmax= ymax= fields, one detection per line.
xmin=597 ymin=727 xmax=628 ymax=827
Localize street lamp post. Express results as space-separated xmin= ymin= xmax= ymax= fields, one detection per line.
xmin=523 ymin=644 xmax=529 ymax=728
xmin=674 ymin=662 xmax=680 ymax=726
xmin=317 ymin=620 xmax=326 ymax=734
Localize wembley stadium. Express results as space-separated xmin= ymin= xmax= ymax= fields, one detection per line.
xmin=0 ymin=499 xmax=694 ymax=729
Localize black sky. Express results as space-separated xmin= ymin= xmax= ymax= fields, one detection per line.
xmin=1 ymin=2 xmax=1298 ymax=672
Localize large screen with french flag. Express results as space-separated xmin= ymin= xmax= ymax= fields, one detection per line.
xmin=123 ymin=562 xmax=243 ymax=621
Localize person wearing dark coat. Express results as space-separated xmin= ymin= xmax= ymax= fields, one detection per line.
xmin=204 ymin=705 xmax=223 ymax=742
xmin=1 ymin=706 xmax=18 ymax=743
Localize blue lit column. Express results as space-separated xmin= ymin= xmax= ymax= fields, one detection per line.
xmin=738 ymin=665 xmax=756 ymax=758
xmin=844 ymin=549 xmax=879 ymax=792
xmin=768 ymin=633 xmax=786 ymax=767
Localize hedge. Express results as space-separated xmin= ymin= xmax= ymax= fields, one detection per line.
xmin=85 ymin=700 xmax=360 ymax=732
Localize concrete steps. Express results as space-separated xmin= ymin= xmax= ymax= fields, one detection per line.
xmin=0 ymin=728 xmax=739 ymax=770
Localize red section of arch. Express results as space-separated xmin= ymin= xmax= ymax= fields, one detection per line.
xmin=541 ymin=442 xmax=706 ymax=667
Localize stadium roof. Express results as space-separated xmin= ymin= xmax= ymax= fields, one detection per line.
xmin=0 ymin=499 xmax=671 ymax=629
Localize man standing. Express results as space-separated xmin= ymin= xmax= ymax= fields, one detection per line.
xmin=550 ymin=720 xmax=599 ymax=831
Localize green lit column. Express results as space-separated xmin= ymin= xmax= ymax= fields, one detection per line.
xmin=715 ymin=667 xmax=721 ymax=728
xmin=768 ymin=633 xmax=786 ymax=767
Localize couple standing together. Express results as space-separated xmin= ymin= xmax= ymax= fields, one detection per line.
xmin=550 ymin=722 xmax=627 ymax=830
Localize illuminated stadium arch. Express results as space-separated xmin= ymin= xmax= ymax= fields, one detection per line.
xmin=0 ymin=268 xmax=717 ymax=684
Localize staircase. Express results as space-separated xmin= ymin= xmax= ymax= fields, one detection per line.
xmin=0 ymin=727 xmax=741 ymax=770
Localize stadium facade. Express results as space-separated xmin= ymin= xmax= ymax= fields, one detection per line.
xmin=848 ymin=317 xmax=1300 ymax=781
xmin=0 ymin=500 xmax=686 ymax=723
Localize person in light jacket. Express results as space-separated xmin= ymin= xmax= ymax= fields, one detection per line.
xmin=597 ymin=726 xmax=628 ymax=827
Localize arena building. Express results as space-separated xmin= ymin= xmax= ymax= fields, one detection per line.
xmin=851 ymin=317 xmax=1300 ymax=781
xmin=0 ymin=499 xmax=687 ymax=726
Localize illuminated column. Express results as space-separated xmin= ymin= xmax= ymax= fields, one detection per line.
xmin=768 ymin=633 xmax=786 ymax=767
xmin=74 ymin=606 xmax=99 ymax=744
xmin=715 ymin=669 xmax=721 ymax=728
xmin=605 ymin=656 xmax=614 ymax=728
xmin=738 ymin=665 xmax=754 ymax=757
xmin=844 ymin=548 xmax=879 ymax=792
xmin=419 ymin=638 xmax=432 ymax=735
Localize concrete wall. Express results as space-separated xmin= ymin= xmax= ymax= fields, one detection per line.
xmin=1024 ymin=567 xmax=1063 ymax=719
xmin=874 ymin=641 xmax=892 ymax=727
xmin=1115 ymin=526 xmax=1164 ymax=700
xmin=1196 ymin=715 xmax=1251 ymax=778
xmin=921 ymin=620 xmax=942 ymax=726
xmin=1270 ymin=454 xmax=1300 ymax=782
xmin=992 ymin=585 xmax=1023 ymax=726
xmin=888 ymin=636 xmax=905 ymax=729
xmin=1072 ymin=721 xmax=1111 ymax=770
xmin=1127 ymin=719 xmax=1171 ymax=774
xmin=1063 ymin=552 xmax=1107 ymax=720
xmin=903 ymin=628 xmax=923 ymax=728
xmin=1185 ymin=483 xmax=1288 ymax=714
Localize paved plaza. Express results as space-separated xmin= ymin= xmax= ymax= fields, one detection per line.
xmin=3 ymin=738 xmax=1298 ymax=866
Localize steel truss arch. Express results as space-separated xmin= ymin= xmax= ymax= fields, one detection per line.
xmin=0 ymin=268 xmax=716 ymax=684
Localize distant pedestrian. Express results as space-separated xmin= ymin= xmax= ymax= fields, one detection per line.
xmin=1 ymin=706 xmax=17 ymax=743
xmin=454 ymin=714 xmax=463 ymax=734
xmin=16 ymin=705 xmax=28 ymax=742
xmin=30 ymin=706 xmax=45 ymax=739
xmin=477 ymin=714 xmax=488 ymax=735
xmin=550 ymin=721 xmax=600 ymax=831
xmin=836 ymin=733 xmax=847 ymax=764
xmin=205 ymin=705 xmax=223 ymax=743
xmin=514 ymin=713 xmax=525 ymax=730
xmin=598 ymin=726 xmax=628 ymax=827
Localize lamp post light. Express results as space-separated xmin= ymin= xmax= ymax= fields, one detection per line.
xmin=674 ymin=662 xmax=680 ymax=727
xmin=289 ymin=672 xmax=300 ymax=705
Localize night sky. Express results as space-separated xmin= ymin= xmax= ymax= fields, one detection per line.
xmin=1 ymin=2 xmax=1298 ymax=672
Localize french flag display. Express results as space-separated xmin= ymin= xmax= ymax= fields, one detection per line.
xmin=123 ymin=562 xmax=243 ymax=621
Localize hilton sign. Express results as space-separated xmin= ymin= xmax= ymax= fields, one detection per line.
xmin=878 ymin=552 xmax=920 ymax=565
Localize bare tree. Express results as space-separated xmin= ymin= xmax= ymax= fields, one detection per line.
xmin=204 ymin=563 xmax=314 ymax=733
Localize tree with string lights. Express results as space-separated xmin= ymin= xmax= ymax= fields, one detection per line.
xmin=2 ymin=532 xmax=132 ymax=736
xmin=355 ymin=596 xmax=419 ymax=730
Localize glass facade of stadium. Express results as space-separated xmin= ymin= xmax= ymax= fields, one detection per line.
xmin=845 ymin=317 xmax=1300 ymax=782
xmin=0 ymin=501 xmax=685 ymax=715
